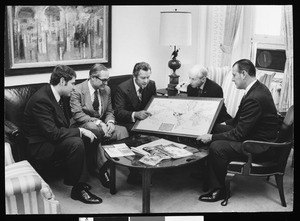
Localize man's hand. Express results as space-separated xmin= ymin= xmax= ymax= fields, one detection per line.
xmin=106 ymin=122 xmax=115 ymax=138
xmin=134 ymin=110 xmax=152 ymax=120
xmin=196 ymin=134 xmax=212 ymax=144
xmin=80 ymin=128 xmax=97 ymax=143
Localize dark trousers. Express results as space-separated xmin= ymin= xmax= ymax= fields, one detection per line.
xmin=28 ymin=136 xmax=90 ymax=186
xmin=207 ymin=124 xmax=275 ymax=189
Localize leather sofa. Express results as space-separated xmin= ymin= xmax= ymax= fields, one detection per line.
xmin=4 ymin=74 xmax=132 ymax=162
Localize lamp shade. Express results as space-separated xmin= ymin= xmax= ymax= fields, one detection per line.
xmin=159 ymin=11 xmax=192 ymax=46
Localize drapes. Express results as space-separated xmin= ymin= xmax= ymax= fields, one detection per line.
xmin=220 ymin=6 xmax=242 ymax=66
xmin=279 ymin=5 xmax=293 ymax=112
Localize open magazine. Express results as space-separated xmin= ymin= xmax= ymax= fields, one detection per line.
xmin=103 ymin=143 xmax=135 ymax=158
xmin=131 ymin=138 xmax=193 ymax=166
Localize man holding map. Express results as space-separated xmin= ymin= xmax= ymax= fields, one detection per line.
xmin=114 ymin=62 xmax=157 ymax=133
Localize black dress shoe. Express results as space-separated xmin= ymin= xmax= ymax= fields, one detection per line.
xmin=98 ymin=170 xmax=110 ymax=188
xmin=71 ymin=185 xmax=102 ymax=204
xmin=199 ymin=188 xmax=226 ymax=202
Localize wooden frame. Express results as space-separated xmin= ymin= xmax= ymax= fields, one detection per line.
xmin=5 ymin=5 xmax=111 ymax=76
xmin=132 ymin=96 xmax=224 ymax=138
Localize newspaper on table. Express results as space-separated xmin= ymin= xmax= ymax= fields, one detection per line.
xmin=131 ymin=138 xmax=193 ymax=165
xmin=103 ymin=143 xmax=135 ymax=158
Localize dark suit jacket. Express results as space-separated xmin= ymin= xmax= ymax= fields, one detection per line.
xmin=114 ymin=78 xmax=156 ymax=129
xmin=23 ymin=84 xmax=80 ymax=158
xmin=187 ymin=78 xmax=232 ymax=123
xmin=213 ymin=81 xmax=278 ymax=148
xmin=70 ymin=80 xmax=115 ymax=127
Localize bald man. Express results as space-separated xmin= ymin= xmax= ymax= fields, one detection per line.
xmin=187 ymin=64 xmax=232 ymax=123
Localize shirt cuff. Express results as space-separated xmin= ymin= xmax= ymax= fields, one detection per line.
xmin=131 ymin=112 xmax=136 ymax=122
xmin=107 ymin=120 xmax=115 ymax=124
xmin=78 ymin=128 xmax=83 ymax=137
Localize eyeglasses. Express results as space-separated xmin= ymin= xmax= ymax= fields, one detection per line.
xmin=93 ymin=76 xmax=110 ymax=83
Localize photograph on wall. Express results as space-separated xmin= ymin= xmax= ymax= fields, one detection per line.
xmin=6 ymin=5 xmax=110 ymax=69
xmin=132 ymin=96 xmax=224 ymax=138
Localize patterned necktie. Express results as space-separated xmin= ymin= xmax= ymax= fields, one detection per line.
xmin=59 ymin=98 xmax=64 ymax=112
xmin=137 ymin=87 xmax=143 ymax=101
xmin=59 ymin=98 xmax=67 ymax=120
xmin=93 ymin=90 xmax=99 ymax=111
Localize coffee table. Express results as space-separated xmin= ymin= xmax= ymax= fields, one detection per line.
xmin=104 ymin=134 xmax=209 ymax=213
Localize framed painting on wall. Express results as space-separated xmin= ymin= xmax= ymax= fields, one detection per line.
xmin=5 ymin=5 xmax=111 ymax=75
xmin=132 ymin=96 xmax=224 ymax=138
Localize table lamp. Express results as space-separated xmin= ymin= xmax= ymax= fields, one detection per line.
xmin=159 ymin=9 xmax=192 ymax=96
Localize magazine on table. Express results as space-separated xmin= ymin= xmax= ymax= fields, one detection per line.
xmin=103 ymin=143 xmax=135 ymax=158
xmin=131 ymin=138 xmax=186 ymax=156
xmin=131 ymin=138 xmax=193 ymax=165
xmin=139 ymin=154 xmax=164 ymax=166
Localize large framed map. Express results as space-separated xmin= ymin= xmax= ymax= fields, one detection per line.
xmin=132 ymin=96 xmax=224 ymax=138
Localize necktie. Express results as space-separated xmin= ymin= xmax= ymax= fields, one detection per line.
xmin=137 ymin=87 xmax=143 ymax=101
xmin=197 ymin=88 xmax=203 ymax=97
xmin=59 ymin=98 xmax=64 ymax=112
xmin=59 ymin=98 xmax=67 ymax=119
xmin=93 ymin=90 xmax=99 ymax=111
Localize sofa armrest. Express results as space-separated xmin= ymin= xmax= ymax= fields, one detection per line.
xmin=5 ymin=120 xmax=28 ymax=162
xmin=5 ymin=120 xmax=21 ymax=139
xmin=5 ymin=142 xmax=15 ymax=166
xmin=5 ymin=160 xmax=43 ymax=196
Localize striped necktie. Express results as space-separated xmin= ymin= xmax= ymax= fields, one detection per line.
xmin=137 ymin=87 xmax=143 ymax=101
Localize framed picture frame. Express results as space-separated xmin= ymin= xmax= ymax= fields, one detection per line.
xmin=132 ymin=96 xmax=224 ymax=138
xmin=5 ymin=5 xmax=111 ymax=75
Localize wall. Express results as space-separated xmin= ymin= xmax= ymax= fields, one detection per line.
xmin=4 ymin=5 xmax=200 ymax=89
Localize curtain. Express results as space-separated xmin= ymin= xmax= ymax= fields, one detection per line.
xmin=279 ymin=5 xmax=293 ymax=112
xmin=220 ymin=6 xmax=242 ymax=66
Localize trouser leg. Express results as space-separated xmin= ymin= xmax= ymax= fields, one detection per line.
xmin=54 ymin=137 xmax=87 ymax=186
xmin=208 ymin=140 xmax=243 ymax=189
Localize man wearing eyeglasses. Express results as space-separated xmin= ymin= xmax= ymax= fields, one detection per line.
xmin=187 ymin=64 xmax=232 ymax=124
xmin=70 ymin=63 xmax=129 ymax=189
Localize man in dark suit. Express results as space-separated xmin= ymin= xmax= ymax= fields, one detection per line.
xmin=70 ymin=63 xmax=129 ymax=188
xmin=187 ymin=64 xmax=232 ymax=123
xmin=23 ymin=65 xmax=102 ymax=204
xmin=114 ymin=62 xmax=157 ymax=132
xmin=114 ymin=62 xmax=156 ymax=184
xmin=196 ymin=59 xmax=279 ymax=202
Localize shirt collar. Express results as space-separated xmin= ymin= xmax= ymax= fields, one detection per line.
xmin=198 ymin=78 xmax=206 ymax=90
xmin=133 ymin=78 xmax=141 ymax=92
xmin=50 ymin=84 xmax=61 ymax=102
xmin=245 ymin=79 xmax=257 ymax=96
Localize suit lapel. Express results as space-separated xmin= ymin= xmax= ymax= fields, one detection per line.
xmin=234 ymin=81 xmax=260 ymax=123
xmin=46 ymin=84 xmax=69 ymax=126
xmin=129 ymin=79 xmax=140 ymax=109
xmin=82 ymin=80 xmax=101 ymax=118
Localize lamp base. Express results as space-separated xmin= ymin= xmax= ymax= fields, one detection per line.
xmin=167 ymin=58 xmax=181 ymax=96
xmin=167 ymin=72 xmax=179 ymax=96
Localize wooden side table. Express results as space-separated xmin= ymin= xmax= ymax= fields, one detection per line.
xmin=105 ymin=134 xmax=208 ymax=213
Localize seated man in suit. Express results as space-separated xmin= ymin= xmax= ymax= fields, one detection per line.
xmin=114 ymin=61 xmax=157 ymax=132
xmin=23 ymin=65 xmax=102 ymax=204
xmin=70 ymin=63 xmax=129 ymax=188
xmin=196 ymin=59 xmax=279 ymax=202
xmin=114 ymin=61 xmax=157 ymax=184
xmin=187 ymin=64 xmax=232 ymax=123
